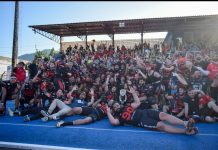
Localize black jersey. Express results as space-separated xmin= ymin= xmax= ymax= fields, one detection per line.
xmin=146 ymin=71 xmax=160 ymax=84
xmin=188 ymin=77 xmax=209 ymax=93
xmin=2 ymin=80 xmax=19 ymax=94
xmin=94 ymin=101 xmax=108 ymax=120
xmin=22 ymin=82 xmax=37 ymax=97
xmin=117 ymin=104 xmax=135 ymax=125
xmin=183 ymin=95 xmax=199 ymax=115
xmin=143 ymin=84 xmax=154 ymax=97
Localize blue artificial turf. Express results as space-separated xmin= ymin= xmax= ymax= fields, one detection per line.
xmin=0 ymin=101 xmax=218 ymax=150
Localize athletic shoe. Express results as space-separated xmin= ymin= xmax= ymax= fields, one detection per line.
xmin=193 ymin=127 xmax=199 ymax=134
xmin=186 ymin=118 xmax=195 ymax=132
xmin=23 ymin=115 xmax=30 ymax=122
xmin=41 ymin=116 xmax=49 ymax=122
xmin=52 ymin=116 xmax=60 ymax=120
xmin=214 ymin=117 xmax=218 ymax=121
xmin=14 ymin=109 xmax=21 ymax=116
xmin=56 ymin=121 xmax=64 ymax=128
xmin=40 ymin=110 xmax=49 ymax=117
xmin=191 ymin=115 xmax=200 ymax=122
xmin=186 ymin=127 xmax=199 ymax=135
xmin=8 ymin=108 xmax=14 ymax=117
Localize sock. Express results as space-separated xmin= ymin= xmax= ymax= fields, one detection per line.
xmin=47 ymin=111 xmax=51 ymax=115
xmin=52 ymin=116 xmax=60 ymax=120
xmin=184 ymin=121 xmax=188 ymax=127
xmin=62 ymin=121 xmax=74 ymax=127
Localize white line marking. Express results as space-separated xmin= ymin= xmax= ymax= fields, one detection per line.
xmin=0 ymin=122 xmax=218 ymax=136
xmin=0 ymin=141 xmax=94 ymax=150
xmin=0 ymin=122 xmax=160 ymax=134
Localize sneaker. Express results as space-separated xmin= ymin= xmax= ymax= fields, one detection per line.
xmin=186 ymin=118 xmax=195 ymax=132
xmin=56 ymin=121 xmax=64 ymax=128
xmin=23 ymin=115 xmax=30 ymax=122
xmin=214 ymin=116 xmax=218 ymax=121
xmin=41 ymin=116 xmax=49 ymax=122
xmin=191 ymin=115 xmax=200 ymax=122
xmin=52 ymin=116 xmax=60 ymax=120
xmin=14 ymin=109 xmax=21 ymax=116
xmin=186 ymin=127 xmax=199 ymax=135
xmin=41 ymin=110 xmax=49 ymax=117
xmin=193 ymin=127 xmax=199 ymax=134
xmin=8 ymin=108 xmax=14 ymax=117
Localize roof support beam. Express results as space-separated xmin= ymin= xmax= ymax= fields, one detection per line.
xmin=85 ymin=35 xmax=88 ymax=50
xmin=60 ymin=37 xmax=63 ymax=51
xmin=141 ymin=22 xmax=144 ymax=53
xmin=108 ymin=34 xmax=115 ymax=50
xmin=32 ymin=28 xmax=60 ymax=44
xmin=77 ymin=35 xmax=88 ymax=50
xmin=141 ymin=32 xmax=143 ymax=54
xmin=64 ymin=25 xmax=86 ymax=37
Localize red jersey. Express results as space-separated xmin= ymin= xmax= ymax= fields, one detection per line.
xmin=199 ymin=95 xmax=212 ymax=106
xmin=207 ymin=63 xmax=218 ymax=80
xmin=15 ymin=67 xmax=26 ymax=82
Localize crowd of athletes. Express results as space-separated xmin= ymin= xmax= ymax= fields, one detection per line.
xmin=0 ymin=40 xmax=218 ymax=135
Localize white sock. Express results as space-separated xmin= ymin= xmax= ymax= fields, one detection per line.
xmin=184 ymin=121 xmax=188 ymax=127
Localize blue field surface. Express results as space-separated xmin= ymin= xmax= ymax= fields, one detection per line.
xmin=0 ymin=101 xmax=218 ymax=150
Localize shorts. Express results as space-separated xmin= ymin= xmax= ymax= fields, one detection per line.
xmin=20 ymin=96 xmax=34 ymax=104
xmin=134 ymin=109 xmax=161 ymax=129
xmin=81 ymin=107 xmax=105 ymax=122
xmin=199 ymin=106 xmax=214 ymax=117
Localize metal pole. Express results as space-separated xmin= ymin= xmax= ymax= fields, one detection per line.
xmin=12 ymin=1 xmax=19 ymax=70
xmin=85 ymin=34 xmax=88 ymax=50
xmin=112 ymin=33 xmax=114 ymax=50
xmin=141 ymin=32 xmax=143 ymax=54
xmin=60 ymin=36 xmax=63 ymax=51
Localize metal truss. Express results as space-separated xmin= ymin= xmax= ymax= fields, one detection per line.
xmin=63 ymin=25 xmax=87 ymax=40
xmin=32 ymin=28 xmax=60 ymax=44
xmin=77 ymin=35 xmax=87 ymax=41
xmin=108 ymin=34 xmax=114 ymax=40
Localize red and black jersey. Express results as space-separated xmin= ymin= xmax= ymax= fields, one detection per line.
xmin=106 ymin=91 xmax=118 ymax=101
xmin=207 ymin=63 xmax=218 ymax=80
xmin=97 ymin=101 xmax=107 ymax=115
xmin=117 ymin=104 xmax=135 ymax=125
xmin=2 ymin=80 xmax=19 ymax=94
xmin=39 ymin=80 xmax=55 ymax=99
xmin=46 ymin=69 xmax=55 ymax=79
xmin=174 ymin=94 xmax=185 ymax=110
xmin=13 ymin=67 xmax=26 ymax=83
xmin=22 ymin=82 xmax=37 ymax=97
xmin=199 ymin=95 xmax=212 ymax=106
xmin=40 ymin=81 xmax=49 ymax=91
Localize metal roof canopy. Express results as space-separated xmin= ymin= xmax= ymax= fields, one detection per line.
xmin=29 ymin=14 xmax=218 ymax=44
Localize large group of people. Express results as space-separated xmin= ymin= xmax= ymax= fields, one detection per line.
xmin=1 ymin=40 xmax=218 ymax=136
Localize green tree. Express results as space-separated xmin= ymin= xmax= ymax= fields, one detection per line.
xmin=49 ymin=47 xmax=56 ymax=57
xmin=35 ymin=49 xmax=44 ymax=59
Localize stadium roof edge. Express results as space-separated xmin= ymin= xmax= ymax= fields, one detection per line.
xmin=29 ymin=14 xmax=218 ymax=37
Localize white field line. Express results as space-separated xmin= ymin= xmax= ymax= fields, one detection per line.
xmin=0 ymin=141 xmax=94 ymax=150
xmin=0 ymin=122 xmax=218 ymax=136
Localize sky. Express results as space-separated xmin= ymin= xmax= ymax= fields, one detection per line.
xmin=1 ymin=1 xmax=218 ymax=58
